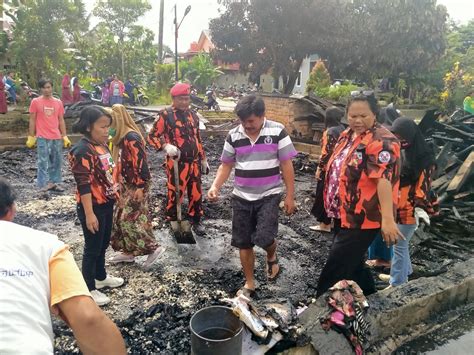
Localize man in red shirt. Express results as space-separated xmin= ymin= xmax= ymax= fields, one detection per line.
xmin=27 ymin=78 xmax=71 ymax=192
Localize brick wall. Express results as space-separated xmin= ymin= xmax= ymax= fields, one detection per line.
xmin=262 ymin=94 xmax=293 ymax=129
xmin=262 ymin=94 xmax=314 ymax=139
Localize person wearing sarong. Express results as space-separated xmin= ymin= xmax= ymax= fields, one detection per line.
xmin=0 ymin=74 xmax=7 ymax=114
xmin=102 ymin=80 xmax=111 ymax=106
xmin=61 ymin=74 xmax=73 ymax=105
xmin=108 ymin=104 xmax=163 ymax=268
xmin=72 ymin=77 xmax=81 ymax=103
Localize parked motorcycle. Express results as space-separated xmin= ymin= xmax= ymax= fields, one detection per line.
xmin=191 ymin=91 xmax=221 ymax=112
xmin=80 ymin=88 xmax=102 ymax=105
xmin=92 ymin=85 xmax=103 ymax=101
xmin=123 ymin=86 xmax=150 ymax=106
xmin=20 ymin=82 xmax=39 ymax=101
xmin=205 ymin=89 xmax=221 ymax=112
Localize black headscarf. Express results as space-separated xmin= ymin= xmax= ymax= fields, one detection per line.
xmin=378 ymin=106 xmax=400 ymax=126
xmin=390 ymin=117 xmax=435 ymax=187
xmin=325 ymin=106 xmax=344 ymax=128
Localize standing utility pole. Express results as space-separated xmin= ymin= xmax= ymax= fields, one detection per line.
xmin=174 ymin=4 xmax=178 ymax=81
xmin=174 ymin=4 xmax=191 ymax=82
xmin=158 ymin=0 xmax=164 ymax=64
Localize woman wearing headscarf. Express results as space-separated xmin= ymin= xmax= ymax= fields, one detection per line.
xmin=378 ymin=117 xmax=437 ymax=287
xmin=309 ymin=106 xmax=345 ymax=233
xmin=72 ymin=77 xmax=81 ymax=103
xmin=108 ymin=104 xmax=163 ymax=268
xmin=316 ymin=91 xmax=402 ymax=297
xmin=61 ymin=73 xmax=73 ymax=105
xmin=377 ymin=105 xmax=400 ymax=126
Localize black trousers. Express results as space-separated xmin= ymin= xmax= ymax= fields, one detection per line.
xmin=77 ymin=201 xmax=114 ymax=291
xmin=310 ymin=175 xmax=331 ymax=225
xmin=316 ymin=227 xmax=379 ymax=297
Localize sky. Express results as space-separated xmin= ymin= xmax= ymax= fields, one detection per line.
xmin=84 ymin=0 xmax=473 ymax=53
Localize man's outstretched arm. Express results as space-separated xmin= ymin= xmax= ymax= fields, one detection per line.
xmin=58 ymin=296 xmax=126 ymax=355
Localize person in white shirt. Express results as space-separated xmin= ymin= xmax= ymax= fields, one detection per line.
xmin=0 ymin=178 xmax=126 ymax=355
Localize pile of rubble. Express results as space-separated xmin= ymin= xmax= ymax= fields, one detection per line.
xmin=412 ymin=110 xmax=474 ymax=263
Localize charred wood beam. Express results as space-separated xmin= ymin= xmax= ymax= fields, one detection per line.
xmin=446 ymin=151 xmax=474 ymax=194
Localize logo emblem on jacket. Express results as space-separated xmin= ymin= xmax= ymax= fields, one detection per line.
xmin=264 ymin=136 xmax=273 ymax=145
xmin=378 ymin=151 xmax=391 ymax=164
xmin=349 ymin=151 xmax=363 ymax=167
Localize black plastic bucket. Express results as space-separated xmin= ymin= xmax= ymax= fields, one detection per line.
xmin=190 ymin=306 xmax=243 ymax=355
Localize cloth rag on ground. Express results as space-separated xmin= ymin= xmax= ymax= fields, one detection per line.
xmin=320 ymin=280 xmax=370 ymax=355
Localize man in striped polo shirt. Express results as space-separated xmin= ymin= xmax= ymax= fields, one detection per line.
xmin=208 ymin=95 xmax=297 ymax=298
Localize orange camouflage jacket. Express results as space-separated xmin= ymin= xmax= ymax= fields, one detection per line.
xmin=147 ymin=107 xmax=205 ymax=162
xmin=325 ymin=123 xmax=401 ymax=229
xmin=118 ymin=131 xmax=151 ymax=188
xmin=69 ymin=138 xmax=119 ymax=205
xmin=397 ymin=165 xmax=438 ymax=224
xmin=318 ymin=125 xmax=345 ymax=174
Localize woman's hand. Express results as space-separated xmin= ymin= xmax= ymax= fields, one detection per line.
xmin=85 ymin=213 xmax=99 ymax=234
xmin=381 ymin=217 xmax=404 ymax=246
xmin=315 ymin=168 xmax=321 ymax=180
xmin=133 ymin=188 xmax=144 ymax=202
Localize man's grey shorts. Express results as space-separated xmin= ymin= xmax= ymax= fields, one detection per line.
xmin=231 ymin=194 xmax=281 ymax=249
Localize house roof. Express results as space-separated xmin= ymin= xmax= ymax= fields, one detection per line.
xmin=201 ymin=30 xmax=211 ymax=42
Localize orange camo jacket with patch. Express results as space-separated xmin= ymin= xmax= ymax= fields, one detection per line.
xmin=325 ymin=123 xmax=401 ymax=229
xmin=69 ymin=138 xmax=119 ymax=205
xmin=147 ymin=107 xmax=205 ymax=162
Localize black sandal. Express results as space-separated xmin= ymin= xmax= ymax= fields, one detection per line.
xmin=267 ymin=257 xmax=281 ymax=282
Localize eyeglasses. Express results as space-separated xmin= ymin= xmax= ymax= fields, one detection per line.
xmin=350 ymin=90 xmax=375 ymax=98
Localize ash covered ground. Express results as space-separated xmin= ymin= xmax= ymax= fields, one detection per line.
xmin=0 ymin=135 xmax=466 ymax=354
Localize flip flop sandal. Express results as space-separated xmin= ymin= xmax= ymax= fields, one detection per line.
xmin=236 ymin=287 xmax=256 ymax=299
xmin=267 ymin=257 xmax=281 ymax=282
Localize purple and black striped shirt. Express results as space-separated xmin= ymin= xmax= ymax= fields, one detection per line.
xmin=221 ymin=119 xmax=297 ymax=201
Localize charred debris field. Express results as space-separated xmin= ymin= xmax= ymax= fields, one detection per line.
xmin=1 ymin=135 xmax=472 ymax=354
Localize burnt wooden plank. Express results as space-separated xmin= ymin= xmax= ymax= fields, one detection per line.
xmin=434 ymin=142 xmax=452 ymax=178
xmin=446 ymin=151 xmax=474 ymax=194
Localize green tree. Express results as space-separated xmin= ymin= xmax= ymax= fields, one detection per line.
xmin=85 ymin=23 xmax=121 ymax=78
xmin=396 ymin=20 xmax=474 ymax=105
xmin=305 ymin=60 xmax=330 ymax=94
xmin=210 ymin=0 xmax=338 ymax=94
xmin=7 ymin=0 xmax=88 ymax=84
xmin=93 ymin=0 xmax=151 ymax=78
xmin=122 ymin=25 xmax=157 ymax=81
xmin=156 ymin=63 xmax=175 ymax=95
xmin=184 ymin=54 xmax=223 ymax=91
xmin=83 ymin=23 xmax=157 ymax=83
xmin=211 ymin=0 xmax=448 ymax=95
xmin=325 ymin=0 xmax=447 ymax=101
